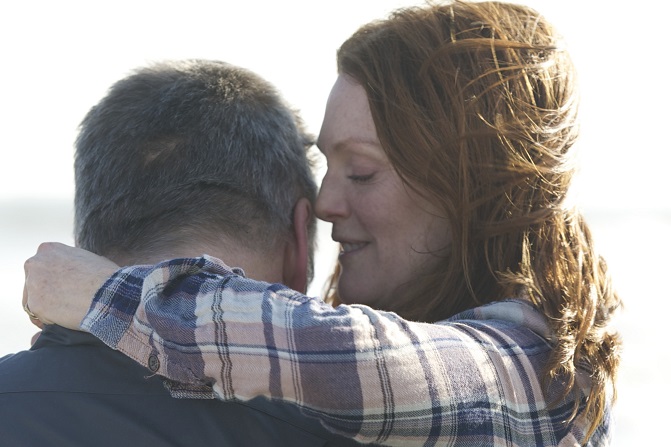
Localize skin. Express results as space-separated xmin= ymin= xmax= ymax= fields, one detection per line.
xmin=315 ymin=75 xmax=449 ymax=310
xmin=23 ymin=75 xmax=450 ymax=327
xmin=23 ymin=242 xmax=117 ymax=329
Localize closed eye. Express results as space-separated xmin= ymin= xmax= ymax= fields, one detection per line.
xmin=348 ymin=174 xmax=375 ymax=184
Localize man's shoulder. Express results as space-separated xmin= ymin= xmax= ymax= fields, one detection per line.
xmin=0 ymin=325 xmax=166 ymax=395
xmin=0 ymin=326 xmax=359 ymax=446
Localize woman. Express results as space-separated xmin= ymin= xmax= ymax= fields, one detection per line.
xmin=23 ymin=1 xmax=620 ymax=445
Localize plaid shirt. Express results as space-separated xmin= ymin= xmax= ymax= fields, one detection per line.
xmin=82 ymin=255 xmax=610 ymax=446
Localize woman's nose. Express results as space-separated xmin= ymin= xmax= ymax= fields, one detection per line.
xmin=315 ymin=172 xmax=349 ymax=222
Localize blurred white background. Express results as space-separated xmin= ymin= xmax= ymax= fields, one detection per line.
xmin=1 ymin=1 xmax=668 ymax=444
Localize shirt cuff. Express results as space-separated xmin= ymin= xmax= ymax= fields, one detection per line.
xmin=80 ymin=264 xmax=154 ymax=349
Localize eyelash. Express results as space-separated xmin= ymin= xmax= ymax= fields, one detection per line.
xmin=348 ymin=174 xmax=375 ymax=184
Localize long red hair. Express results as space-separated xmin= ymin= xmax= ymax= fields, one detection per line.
xmin=326 ymin=1 xmax=621 ymax=440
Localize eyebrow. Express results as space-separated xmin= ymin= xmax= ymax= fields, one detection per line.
xmin=316 ymin=137 xmax=382 ymax=154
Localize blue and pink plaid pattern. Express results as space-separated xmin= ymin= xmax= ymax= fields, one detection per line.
xmin=82 ymin=255 xmax=610 ymax=446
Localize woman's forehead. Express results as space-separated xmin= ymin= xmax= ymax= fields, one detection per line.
xmin=317 ymin=75 xmax=378 ymax=152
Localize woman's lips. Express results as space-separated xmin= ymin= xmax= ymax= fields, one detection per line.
xmin=339 ymin=242 xmax=368 ymax=257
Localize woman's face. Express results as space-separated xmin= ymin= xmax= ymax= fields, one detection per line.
xmin=315 ymin=75 xmax=449 ymax=310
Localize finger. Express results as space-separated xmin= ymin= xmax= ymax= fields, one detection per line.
xmin=22 ymin=254 xmax=33 ymax=308
xmin=22 ymin=274 xmax=28 ymax=310
xmin=23 ymin=269 xmax=44 ymax=329
xmin=31 ymin=331 xmax=42 ymax=346
xmin=30 ymin=316 xmax=44 ymax=331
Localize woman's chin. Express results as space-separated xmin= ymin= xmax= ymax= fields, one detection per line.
xmin=336 ymin=277 xmax=382 ymax=309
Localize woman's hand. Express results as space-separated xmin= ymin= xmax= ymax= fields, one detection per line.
xmin=23 ymin=242 xmax=119 ymax=330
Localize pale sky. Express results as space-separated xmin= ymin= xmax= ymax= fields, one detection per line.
xmin=1 ymin=0 xmax=668 ymax=210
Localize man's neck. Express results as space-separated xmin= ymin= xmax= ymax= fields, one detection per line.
xmin=108 ymin=241 xmax=284 ymax=285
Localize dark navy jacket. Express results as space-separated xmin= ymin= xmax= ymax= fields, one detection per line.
xmin=0 ymin=325 xmax=365 ymax=446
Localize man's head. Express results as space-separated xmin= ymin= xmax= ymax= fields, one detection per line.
xmin=74 ymin=60 xmax=317 ymax=289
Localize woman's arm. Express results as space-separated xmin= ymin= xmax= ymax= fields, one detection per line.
xmin=24 ymin=244 xmax=559 ymax=446
xmin=84 ymin=256 xmax=564 ymax=446
xmin=85 ymin=255 xmax=467 ymax=444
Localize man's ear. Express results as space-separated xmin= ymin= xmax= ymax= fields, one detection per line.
xmin=283 ymin=197 xmax=311 ymax=293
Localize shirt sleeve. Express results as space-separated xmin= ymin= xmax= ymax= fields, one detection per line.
xmin=81 ymin=255 xmax=558 ymax=446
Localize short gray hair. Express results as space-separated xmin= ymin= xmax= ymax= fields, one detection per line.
xmin=74 ymin=59 xmax=317 ymax=277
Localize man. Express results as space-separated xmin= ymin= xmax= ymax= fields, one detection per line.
xmin=0 ymin=60 xmax=360 ymax=446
